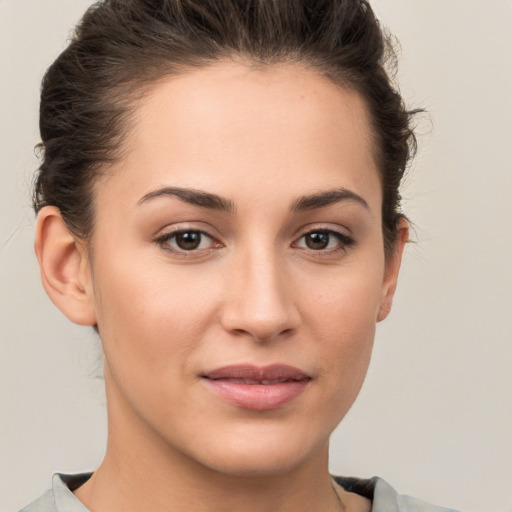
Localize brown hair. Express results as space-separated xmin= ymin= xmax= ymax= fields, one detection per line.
xmin=34 ymin=0 xmax=420 ymax=254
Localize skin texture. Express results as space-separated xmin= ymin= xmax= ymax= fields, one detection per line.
xmin=35 ymin=62 xmax=407 ymax=512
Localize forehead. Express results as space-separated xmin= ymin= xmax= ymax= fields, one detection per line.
xmin=102 ymin=61 xmax=380 ymax=209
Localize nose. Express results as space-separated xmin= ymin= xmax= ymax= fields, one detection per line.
xmin=220 ymin=248 xmax=300 ymax=343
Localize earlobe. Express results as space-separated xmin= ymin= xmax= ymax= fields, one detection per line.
xmin=377 ymin=219 xmax=409 ymax=322
xmin=34 ymin=206 xmax=97 ymax=326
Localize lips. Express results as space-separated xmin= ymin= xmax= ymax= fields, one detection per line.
xmin=201 ymin=364 xmax=311 ymax=410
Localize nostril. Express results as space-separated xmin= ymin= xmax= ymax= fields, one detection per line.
xmin=230 ymin=326 xmax=295 ymax=344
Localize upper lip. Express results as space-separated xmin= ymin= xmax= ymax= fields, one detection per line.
xmin=202 ymin=364 xmax=311 ymax=383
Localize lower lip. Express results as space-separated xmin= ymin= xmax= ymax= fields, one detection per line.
xmin=203 ymin=379 xmax=309 ymax=410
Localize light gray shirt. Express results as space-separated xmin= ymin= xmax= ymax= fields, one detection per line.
xmin=19 ymin=473 xmax=461 ymax=512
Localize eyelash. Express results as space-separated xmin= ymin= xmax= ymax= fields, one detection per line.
xmin=154 ymin=227 xmax=354 ymax=256
xmin=293 ymin=228 xmax=355 ymax=255
xmin=155 ymin=229 xmax=220 ymax=255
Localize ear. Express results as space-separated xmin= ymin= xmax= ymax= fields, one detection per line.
xmin=34 ymin=206 xmax=97 ymax=326
xmin=377 ymin=218 xmax=409 ymax=322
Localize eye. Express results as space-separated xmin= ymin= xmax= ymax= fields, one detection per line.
xmin=295 ymin=229 xmax=354 ymax=252
xmin=156 ymin=229 xmax=219 ymax=253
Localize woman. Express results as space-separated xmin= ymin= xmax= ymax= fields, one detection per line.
xmin=20 ymin=1 xmax=456 ymax=511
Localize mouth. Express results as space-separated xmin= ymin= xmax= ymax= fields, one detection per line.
xmin=201 ymin=364 xmax=311 ymax=410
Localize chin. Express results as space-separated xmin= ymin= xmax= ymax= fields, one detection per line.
xmin=202 ymin=450 xmax=315 ymax=478
xmin=185 ymin=425 xmax=330 ymax=478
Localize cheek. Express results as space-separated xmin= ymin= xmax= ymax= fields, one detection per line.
xmin=91 ymin=262 xmax=221 ymax=431
xmin=91 ymin=254 xmax=220 ymax=382
xmin=302 ymin=259 xmax=384 ymax=339
xmin=300 ymin=264 xmax=383 ymax=395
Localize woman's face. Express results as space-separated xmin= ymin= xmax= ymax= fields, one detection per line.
xmin=82 ymin=62 xmax=404 ymax=476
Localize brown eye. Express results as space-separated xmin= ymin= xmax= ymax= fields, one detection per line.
xmin=174 ymin=231 xmax=203 ymax=250
xmin=295 ymin=229 xmax=354 ymax=252
xmin=304 ymin=232 xmax=330 ymax=250
xmin=157 ymin=229 xmax=217 ymax=253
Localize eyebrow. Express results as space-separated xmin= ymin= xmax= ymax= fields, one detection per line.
xmin=290 ymin=187 xmax=370 ymax=212
xmin=138 ymin=186 xmax=236 ymax=213
xmin=138 ymin=185 xmax=369 ymax=214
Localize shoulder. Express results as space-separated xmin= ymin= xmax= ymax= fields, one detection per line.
xmin=333 ymin=475 xmax=462 ymax=512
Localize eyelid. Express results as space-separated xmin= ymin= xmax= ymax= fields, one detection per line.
xmin=152 ymin=223 xmax=354 ymax=257
xmin=154 ymin=225 xmax=223 ymax=255
xmin=294 ymin=223 xmax=354 ymax=240
xmin=292 ymin=226 xmax=355 ymax=253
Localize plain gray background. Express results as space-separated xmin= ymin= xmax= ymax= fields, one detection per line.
xmin=1 ymin=1 xmax=511 ymax=511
